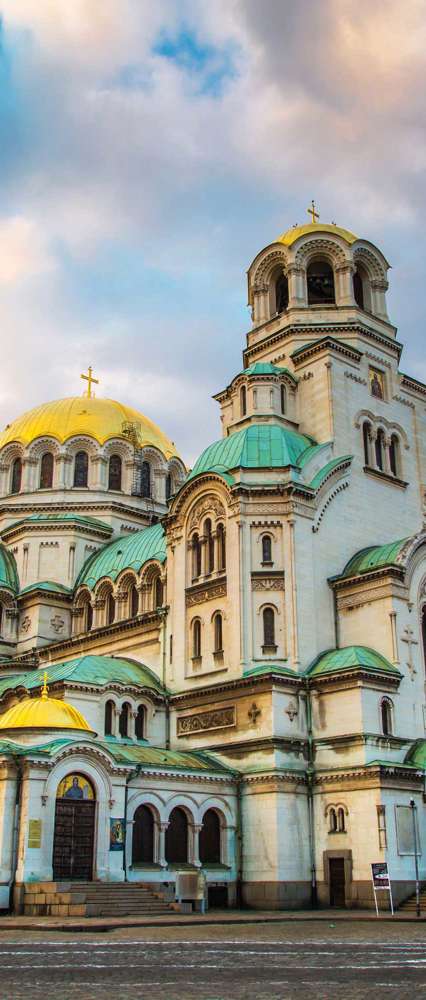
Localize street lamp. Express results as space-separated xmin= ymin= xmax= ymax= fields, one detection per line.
xmin=409 ymin=798 xmax=420 ymax=918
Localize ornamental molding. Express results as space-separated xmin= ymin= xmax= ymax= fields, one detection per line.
xmin=354 ymin=409 xmax=409 ymax=449
xmin=399 ymin=374 xmax=426 ymax=398
xmin=312 ymin=481 xmax=349 ymax=533
xmin=186 ymin=579 xmax=227 ymax=608
xmin=294 ymin=238 xmax=348 ymax=268
xmin=242 ymin=770 xmax=306 ymax=787
xmin=251 ymin=247 xmax=288 ymax=288
xmin=188 ymin=496 xmax=226 ymax=531
xmin=393 ymin=394 xmax=415 ymax=409
xmin=344 ymin=371 xmax=367 ymax=385
xmin=1 ymin=521 xmax=112 ymax=543
xmin=243 ymin=322 xmax=401 ymax=368
xmin=37 ymin=609 xmax=164 ymax=661
xmin=352 ymin=246 xmax=387 ymax=282
xmin=20 ymin=615 xmax=31 ymax=634
xmin=365 ymin=351 xmax=392 ymax=369
xmin=177 ymin=705 xmax=236 ymax=736
xmin=50 ymin=615 xmax=65 ymax=634
xmin=251 ymin=577 xmax=285 ymax=592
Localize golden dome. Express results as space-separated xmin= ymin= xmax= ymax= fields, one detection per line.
xmin=0 ymin=396 xmax=178 ymax=458
xmin=277 ymin=222 xmax=357 ymax=247
xmin=0 ymin=684 xmax=93 ymax=733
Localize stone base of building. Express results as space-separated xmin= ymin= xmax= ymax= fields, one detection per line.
xmin=242 ymin=880 xmax=312 ymax=909
xmin=317 ymin=878 xmax=417 ymax=910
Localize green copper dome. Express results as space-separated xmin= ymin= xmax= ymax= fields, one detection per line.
xmin=307 ymin=645 xmax=400 ymax=678
xmin=0 ymin=543 xmax=19 ymax=594
xmin=76 ymin=522 xmax=166 ymax=591
xmin=0 ymin=654 xmax=166 ymax=699
xmin=188 ymin=423 xmax=315 ymax=481
xmin=339 ymin=539 xmax=410 ymax=579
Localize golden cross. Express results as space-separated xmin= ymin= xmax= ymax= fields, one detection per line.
xmin=307 ymin=199 xmax=320 ymax=224
xmin=80 ymin=366 xmax=99 ymax=398
xmin=41 ymin=671 xmax=49 ymax=699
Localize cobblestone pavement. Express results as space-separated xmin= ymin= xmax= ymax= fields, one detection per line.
xmin=0 ymin=922 xmax=425 ymax=999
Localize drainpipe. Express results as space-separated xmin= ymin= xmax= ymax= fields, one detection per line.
xmin=235 ymin=775 xmax=243 ymax=909
xmin=9 ymin=756 xmax=23 ymax=913
xmin=123 ymin=764 xmax=143 ymax=883
xmin=332 ymin=586 xmax=340 ymax=650
xmin=159 ymin=608 xmax=170 ymax=750
xmin=305 ymin=681 xmax=318 ymax=907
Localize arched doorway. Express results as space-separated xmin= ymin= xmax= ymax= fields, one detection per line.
xmin=199 ymin=809 xmax=221 ymax=865
xmin=52 ymin=773 xmax=96 ymax=880
xmin=132 ymin=805 xmax=154 ymax=864
xmin=165 ymin=807 xmax=188 ymax=864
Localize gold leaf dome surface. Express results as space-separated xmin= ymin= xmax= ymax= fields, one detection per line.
xmin=0 ymin=396 xmax=178 ymax=458
xmin=277 ymin=223 xmax=357 ymax=247
xmin=0 ymin=694 xmax=93 ymax=732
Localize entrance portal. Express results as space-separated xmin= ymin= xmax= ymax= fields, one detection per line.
xmin=329 ymin=857 xmax=346 ymax=907
xmin=52 ymin=773 xmax=95 ymax=881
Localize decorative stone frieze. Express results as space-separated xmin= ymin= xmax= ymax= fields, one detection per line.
xmin=177 ymin=705 xmax=236 ymax=736
xmin=185 ymin=578 xmax=227 ymax=607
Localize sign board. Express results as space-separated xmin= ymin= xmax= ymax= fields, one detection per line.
xmin=371 ymin=862 xmax=390 ymax=889
xmin=28 ymin=819 xmax=42 ymax=849
xmin=371 ymin=861 xmax=393 ymax=915
xmin=110 ymin=818 xmax=125 ymax=851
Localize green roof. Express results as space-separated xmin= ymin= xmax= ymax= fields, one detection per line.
xmin=405 ymin=741 xmax=426 ymax=769
xmin=244 ymin=663 xmax=297 ymax=679
xmin=188 ymin=423 xmax=315 ymax=481
xmin=20 ymin=581 xmax=72 ymax=596
xmin=1 ymin=513 xmax=112 ymax=535
xmin=242 ymin=363 xmax=298 ymax=384
xmin=339 ymin=539 xmax=410 ymax=579
xmin=0 ymin=543 xmax=19 ymax=593
xmin=309 ymin=456 xmax=353 ymax=491
xmin=0 ymin=655 xmax=166 ymax=698
xmin=307 ymin=645 xmax=401 ymax=678
xmin=0 ymin=736 xmax=233 ymax=775
xmin=76 ymin=523 xmax=166 ymax=590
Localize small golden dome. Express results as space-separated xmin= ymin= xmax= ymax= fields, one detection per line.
xmin=277 ymin=222 xmax=357 ymax=247
xmin=0 ymin=396 xmax=178 ymax=458
xmin=0 ymin=676 xmax=93 ymax=733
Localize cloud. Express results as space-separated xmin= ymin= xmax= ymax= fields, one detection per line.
xmin=0 ymin=0 xmax=425 ymax=459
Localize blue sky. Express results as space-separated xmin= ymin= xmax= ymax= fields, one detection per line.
xmin=0 ymin=1 xmax=425 ymax=463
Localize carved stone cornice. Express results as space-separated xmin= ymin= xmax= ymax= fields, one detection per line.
xmin=243 ymin=321 xmax=402 ymax=367
xmin=170 ymin=671 xmax=303 ymax=705
xmin=37 ymin=609 xmax=164 ymax=662
xmin=1 ymin=520 xmax=112 ymax=543
xmin=308 ymin=667 xmax=401 ymax=693
xmin=177 ymin=705 xmax=236 ymax=736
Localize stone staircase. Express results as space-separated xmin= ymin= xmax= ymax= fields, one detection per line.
xmin=398 ymin=885 xmax=426 ymax=913
xmin=22 ymin=881 xmax=179 ymax=917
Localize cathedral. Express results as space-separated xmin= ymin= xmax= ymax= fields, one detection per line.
xmin=0 ymin=212 xmax=425 ymax=915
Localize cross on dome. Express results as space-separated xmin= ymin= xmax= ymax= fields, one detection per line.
xmin=307 ymin=199 xmax=320 ymax=224
xmin=80 ymin=366 xmax=99 ymax=398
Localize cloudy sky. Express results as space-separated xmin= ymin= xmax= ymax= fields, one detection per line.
xmin=0 ymin=1 xmax=425 ymax=463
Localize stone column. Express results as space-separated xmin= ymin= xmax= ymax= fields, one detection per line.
xmin=91 ymin=456 xmax=107 ymax=490
xmin=154 ymin=469 xmax=167 ymax=504
xmin=335 ymin=263 xmax=354 ymax=306
xmin=22 ymin=458 xmax=37 ymax=492
xmin=253 ymin=284 xmax=269 ymax=324
xmin=371 ymin=279 xmax=389 ymax=321
xmin=158 ymin=822 xmax=169 ymax=868
xmin=287 ymin=265 xmax=305 ymax=307
xmin=0 ymin=463 xmax=9 ymax=497
xmin=0 ymin=764 xmax=18 ymax=887
xmin=191 ymin=824 xmax=203 ymax=868
xmin=384 ymin=435 xmax=392 ymax=474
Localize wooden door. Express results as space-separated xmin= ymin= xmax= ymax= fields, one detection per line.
xmin=53 ymin=800 xmax=95 ymax=880
xmin=329 ymin=857 xmax=346 ymax=907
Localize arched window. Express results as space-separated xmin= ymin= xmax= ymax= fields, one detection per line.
xmin=165 ymin=807 xmax=188 ymax=863
xmin=240 ymin=385 xmax=247 ymax=417
xmin=381 ymin=698 xmax=393 ymax=736
xmin=337 ymin=808 xmax=346 ymax=833
xmin=85 ymin=601 xmax=93 ymax=632
xmin=353 ymin=270 xmax=364 ymax=309
xmin=262 ymin=535 xmax=273 ymax=564
xmin=192 ymin=533 xmax=202 ymax=580
xmin=108 ymin=454 xmax=122 ymax=491
xmin=362 ymin=421 xmax=372 ymax=466
xmin=389 ymin=434 xmax=400 ymax=477
xmin=130 ymin=584 xmax=139 ymax=617
xmin=213 ymin=612 xmax=223 ymax=652
xmin=74 ymin=450 xmax=89 ymax=487
xmin=135 ymin=704 xmax=146 ymax=740
xmin=307 ymin=259 xmax=335 ymax=305
xmin=106 ymin=590 xmax=115 ymax=626
xmin=217 ymin=523 xmax=226 ymax=572
xmin=199 ymin=809 xmax=221 ymax=865
xmin=262 ymin=607 xmax=276 ymax=650
xmin=155 ymin=575 xmax=163 ymax=608
xmin=205 ymin=519 xmax=214 ymax=574
xmin=280 ymin=384 xmax=286 ymax=415
xmin=132 ymin=805 xmax=154 ymax=864
xmin=375 ymin=428 xmax=385 ymax=471
xmin=39 ymin=452 xmax=54 ymax=489
xmin=0 ymin=602 xmax=3 ymax=637
xmin=193 ymin=619 xmax=201 ymax=659
xmin=119 ymin=701 xmax=130 ymax=738
xmin=275 ymin=273 xmax=288 ymax=313
xmin=329 ymin=808 xmax=337 ymax=832
xmin=11 ymin=458 xmax=22 ymax=495
xmin=140 ymin=461 xmax=151 ymax=498
xmin=104 ymin=699 xmax=114 ymax=736
xmin=166 ymin=473 xmax=172 ymax=500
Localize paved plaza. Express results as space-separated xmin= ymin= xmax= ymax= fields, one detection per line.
xmin=0 ymin=921 xmax=425 ymax=1000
